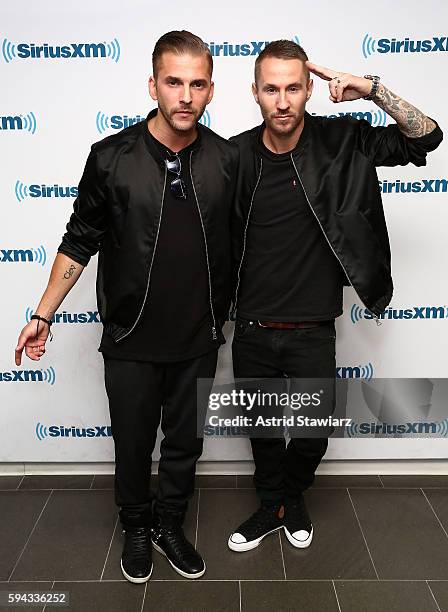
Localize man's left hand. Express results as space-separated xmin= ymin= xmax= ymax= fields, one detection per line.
xmin=306 ymin=61 xmax=372 ymax=103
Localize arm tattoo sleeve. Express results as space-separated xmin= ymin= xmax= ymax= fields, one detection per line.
xmin=373 ymin=83 xmax=437 ymax=138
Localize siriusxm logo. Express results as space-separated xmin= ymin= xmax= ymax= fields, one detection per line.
xmin=336 ymin=363 xmax=374 ymax=380
xmin=379 ymin=178 xmax=448 ymax=194
xmin=0 ymin=112 xmax=37 ymax=133
xmin=2 ymin=38 xmax=120 ymax=62
xmin=0 ymin=245 xmax=46 ymax=265
xmin=25 ymin=307 xmax=100 ymax=324
xmin=15 ymin=180 xmax=77 ymax=202
xmin=346 ymin=418 xmax=448 ymax=437
xmin=36 ymin=422 xmax=112 ymax=441
xmin=205 ymin=36 xmax=300 ymax=57
xmin=362 ymin=33 xmax=448 ymax=58
xmin=96 ymin=111 xmax=145 ymax=134
xmin=313 ymin=109 xmax=387 ymax=127
xmin=199 ymin=109 xmax=211 ymax=128
xmin=0 ymin=367 xmax=55 ymax=385
xmin=351 ymin=303 xmax=448 ymax=324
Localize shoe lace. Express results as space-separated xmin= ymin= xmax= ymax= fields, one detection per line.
xmin=126 ymin=527 xmax=151 ymax=561
xmin=241 ymin=504 xmax=281 ymax=532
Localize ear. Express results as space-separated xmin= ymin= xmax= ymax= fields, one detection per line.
xmin=149 ymin=76 xmax=158 ymax=102
xmin=306 ymin=78 xmax=314 ymax=101
xmin=207 ymin=80 xmax=215 ymax=105
xmin=252 ymin=82 xmax=259 ymax=105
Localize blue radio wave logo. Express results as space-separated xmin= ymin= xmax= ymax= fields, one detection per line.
xmin=436 ymin=417 xmax=448 ymax=437
xmin=360 ymin=362 xmax=374 ymax=380
xmin=22 ymin=112 xmax=37 ymax=134
xmin=32 ymin=245 xmax=47 ymax=266
xmin=36 ymin=422 xmax=48 ymax=440
xmin=25 ymin=307 xmax=33 ymax=323
xmin=15 ymin=180 xmax=29 ymax=202
xmin=293 ymin=35 xmax=301 ymax=45
xmin=350 ymin=303 xmax=365 ymax=324
xmin=106 ymin=38 xmax=120 ymax=63
xmin=362 ymin=34 xmax=377 ymax=58
xmin=42 ymin=367 xmax=56 ymax=385
xmin=96 ymin=111 xmax=110 ymax=134
xmin=371 ymin=109 xmax=387 ymax=127
xmin=347 ymin=421 xmax=359 ymax=438
xmin=2 ymin=38 xmax=16 ymax=63
xmin=199 ymin=109 xmax=211 ymax=128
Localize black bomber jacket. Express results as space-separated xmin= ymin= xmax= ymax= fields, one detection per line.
xmin=230 ymin=112 xmax=443 ymax=318
xmin=58 ymin=109 xmax=239 ymax=342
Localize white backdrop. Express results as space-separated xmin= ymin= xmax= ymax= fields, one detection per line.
xmin=1 ymin=0 xmax=447 ymax=462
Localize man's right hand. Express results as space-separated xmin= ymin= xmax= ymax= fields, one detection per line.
xmin=15 ymin=319 xmax=50 ymax=366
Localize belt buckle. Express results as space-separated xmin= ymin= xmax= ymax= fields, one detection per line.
xmin=257 ymin=320 xmax=269 ymax=328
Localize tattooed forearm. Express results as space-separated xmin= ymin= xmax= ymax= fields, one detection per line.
xmin=63 ymin=264 xmax=76 ymax=280
xmin=372 ymin=83 xmax=437 ymax=137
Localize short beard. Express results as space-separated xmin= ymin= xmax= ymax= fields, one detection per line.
xmin=158 ymin=100 xmax=199 ymax=133
xmin=264 ymin=111 xmax=302 ymax=138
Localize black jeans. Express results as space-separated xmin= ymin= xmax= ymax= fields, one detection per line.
xmin=232 ymin=318 xmax=336 ymax=503
xmin=103 ymin=349 xmax=218 ymax=529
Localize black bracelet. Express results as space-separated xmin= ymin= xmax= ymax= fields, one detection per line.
xmin=31 ymin=314 xmax=53 ymax=341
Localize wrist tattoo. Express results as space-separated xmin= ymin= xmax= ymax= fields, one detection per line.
xmin=373 ymin=84 xmax=436 ymax=137
xmin=63 ymin=265 xmax=76 ymax=280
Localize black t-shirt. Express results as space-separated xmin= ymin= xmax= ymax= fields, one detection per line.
xmin=237 ymin=125 xmax=345 ymax=321
xmin=98 ymin=123 xmax=220 ymax=362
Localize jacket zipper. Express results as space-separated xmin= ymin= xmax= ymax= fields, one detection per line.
xmin=115 ymin=166 xmax=167 ymax=342
xmin=190 ymin=150 xmax=218 ymax=340
xmin=230 ymin=159 xmax=263 ymax=319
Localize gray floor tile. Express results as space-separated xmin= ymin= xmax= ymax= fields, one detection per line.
xmin=54 ymin=581 xmax=144 ymax=612
xmin=314 ymin=475 xmax=383 ymax=488
xmin=428 ymin=580 xmax=448 ymax=612
xmin=195 ymin=475 xmax=236 ymax=488
xmin=381 ymin=475 xmax=448 ymax=488
xmin=196 ymin=489 xmax=285 ymax=580
xmin=281 ymin=489 xmax=376 ymax=579
xmin=10 ymin=490 xmax=117 ymax=581
xmin=19 ymin=475 xmax=93 ymax=490
xmin=0 ymin=491 xmax=50 ymax=580
xmin=241 ymin=580 xmax=340 ymax=612
xmin=102 ymin=490 xmax=199 ymax=581
xmin=144 ymin=580 xmax=240 ymax=611
xmin=0 ymin=476 xmax=22 ymax=490
xmin=335 ymin=580 xmax=440 ymax=612
xmin=422 ymin=489 xmax=448 ymax=535
xmin=350 ymin=489 xmax=448 ymax=579
xmin=0 ymin=581 xmax=52 ymax=612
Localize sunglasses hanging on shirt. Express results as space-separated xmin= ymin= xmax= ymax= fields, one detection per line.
xmin=164 ymin=153 xmax=187 ymax=200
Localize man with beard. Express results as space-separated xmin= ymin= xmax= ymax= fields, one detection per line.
xmin=15 ymin=30 xmax=238 ymax=582
xmin=228 ymin=40 xmax=442 ymax=552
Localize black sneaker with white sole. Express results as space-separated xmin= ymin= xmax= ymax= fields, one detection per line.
xmin=228 ymin=502 xmax=284 ymax=552
xmin=283 ymin=494 xmax=313 ymax=548
xmin=121 ymin=526 xmax=153 ymax=584
xmin=151 ymin=516 xmax=205 ymax=579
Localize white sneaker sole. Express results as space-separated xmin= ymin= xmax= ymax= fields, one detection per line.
xmin=152 ymin=541 xmax=206 ymax=579
xmin=283 ymin=525 xmax=313 ymax=548
xmin=120 ymin=558 xmax=153 ymax=584
xmin=228 ymin=525 xmax=283 ymax=552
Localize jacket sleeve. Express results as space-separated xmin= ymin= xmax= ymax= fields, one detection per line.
xmin=57 ymin=145 xmax=108 ymax=267
xmin=356 ymin=118 xmax=443 ymax=167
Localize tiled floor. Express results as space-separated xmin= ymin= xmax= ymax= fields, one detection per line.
xmin=0 ymin=474 xmax=447 ymax=611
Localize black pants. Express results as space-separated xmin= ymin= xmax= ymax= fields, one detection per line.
xmin=103 ymin=350 xmax=218 ymax=529
xmin=232 ymin=318 xmax=336 ymax=503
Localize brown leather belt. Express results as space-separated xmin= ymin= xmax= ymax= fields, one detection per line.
xmin=257 ymin=320 xmax=327 ymax=329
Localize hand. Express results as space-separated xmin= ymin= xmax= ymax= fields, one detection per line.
xmin=306 ymin=61 xmax=372 ymax=103
xmin=15 ymin=319 xmax=50 ymax=366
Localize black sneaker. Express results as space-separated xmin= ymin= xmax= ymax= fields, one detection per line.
xmin=228 ymin=502 xmax=284 ymax=552
xmin=283 ymin=495 xmax=313 ymax=548
xmin=121 ymin=526 xmax=153 ymax=583
xmin=151 ymin=517 xmax=206 ymax=579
